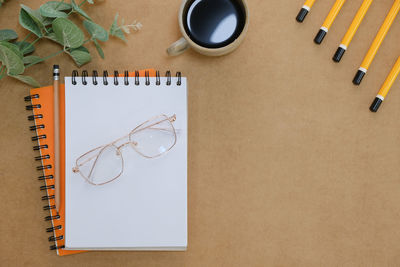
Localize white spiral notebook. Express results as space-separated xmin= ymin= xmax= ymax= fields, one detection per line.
xmin=64 ymin=71 xmax=187 ymax=250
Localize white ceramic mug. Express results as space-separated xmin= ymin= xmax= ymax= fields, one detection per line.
xmin=167 ymin=0 xmax=249 ymax=57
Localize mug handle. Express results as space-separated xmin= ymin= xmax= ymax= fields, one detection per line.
xmin=167 ymin=37 xmax=190 ymax=56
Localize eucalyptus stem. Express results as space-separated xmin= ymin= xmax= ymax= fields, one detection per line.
xmin=79 ymin=0 xmax=87 ymax=7
xmin=0 ymin=66 xmax=5 ymax=80
xmin=21 ymin=37 xmax=41 ymax=54
xmin=25 ymin=49 xmax=64 ymax=68
xmin=21 ymin=32 xmax=32 ymax=43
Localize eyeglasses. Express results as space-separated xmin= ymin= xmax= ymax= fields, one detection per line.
xmin=72 ymin=114 xmax=177 ymax=185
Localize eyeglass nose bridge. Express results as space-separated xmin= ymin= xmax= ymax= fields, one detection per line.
xmin=116 ymin=141 xmax=138 ymax=151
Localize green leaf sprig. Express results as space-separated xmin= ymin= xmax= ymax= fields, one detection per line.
xmin=0 ymin=0 xmax=141 ymax=87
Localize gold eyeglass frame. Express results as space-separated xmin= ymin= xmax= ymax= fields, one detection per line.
xmin=72 ymin=114 xmax=177 ymax=186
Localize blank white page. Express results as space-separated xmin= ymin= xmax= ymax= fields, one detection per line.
xmin=64 ymin=76 xmax=187 ymax=250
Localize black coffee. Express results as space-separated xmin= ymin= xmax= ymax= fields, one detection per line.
xmin=183 ymin=0 xmax=246 ymax=49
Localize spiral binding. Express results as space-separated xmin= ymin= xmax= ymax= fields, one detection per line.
xmin=47 ymin=225 xmax=62 ymax=232
xmin=103 ymin=70 xmax=108 ymax=85
xmin=26 ymin=104 xmax=41 ymax=110
xmin=42 ymin=194 xmax=55 ymax=200
xmin=93 ymin=70 xmax=98 ymax=85
xmin=35 ymin=155 xmax=50 ymax=161
xmin=114 ymin=70 xmax=119 ymax=85
xmin=50 ymin=244 xmax=65 ymax=250
xmin=24 ymin=94 xmax=39 ymax=101
xmin=82 ymin=70 xmax=88 ymax=85
xmin=40 ymin=184 xmax=55 ymax=190
xmin=25 ymin=69 xmax=182 ymax=252
xmin=32 ymin=134 xmax=46 ymax=141
xmin=33 ymin=144 xmax=48 ymax=150
xmin=145 ymin=71 xmax=150 ymax=86
xmin=30 ymin=124 xmax=45 ymax=131
xmin=70 ymin=69 xmax=182 ymax=86
xmin=124 ymin=70 xmax=129 ymax=85
xmin=37 ymin=165 xmax=52 ymax=171
xmin=49 ymin=235 xmax=63 ymax=241
xmin=135 ymin=71 xmax=139 ymax=85
xmin=38 ymin=174 xmax=53 ymax=180
xmin=44 ymin=204 xmax=56 ymax=211
xmin=156 ymin=71 xmax=161 ymax=85
xmin=166 ymin=71 xmax=172 ymax=86
xmin=28 ymin=114 xmax=43 ymax=121
xmin=24 ymin=93 xmax=63 ymax=251
xmin=45 ymin=214 xmax=60 ymax=221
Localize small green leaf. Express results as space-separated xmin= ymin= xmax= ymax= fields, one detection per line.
xmin=71 ymin=0 xmax=91 ymax=20
xmin=10 ymin=74 xmax=41 ymax=88
xmin=93 ymin=39 xmax=104 ymax=59
xmin=23 ymin=55 xmax=43 ymax=65
xmin=0 ymin=43 xmax=25 ymax=75
xmin=52 ymin=18 xmax=84 ymax=48
xmin=109 ymin=13 xmax=126 ymax=41
xmin=19 ymin=6 xmax=43 ymax=37
xmin=21 ymin=5 xmax=47 ymax=28
xmin=83 ymin=20 xmax=108 ymax=42
xmin=0 ymin=29 xmax=18 ymax=41
xmin=87 ymin=0 xmax=94 ymax=4
xmin=39 ymin=1 xmax=69 ymax=18
xmin=68 ymin=47 xmax=91 ymax=66
xmin=21 ymin=5 xmax=52 ymax=31
xmin=0 ymin=67 xmax=6 ymax=80
xmin=0 ymin=41 xmax=23 ymax=59
xmin=15 ymin=41 xmax=35 ymax=55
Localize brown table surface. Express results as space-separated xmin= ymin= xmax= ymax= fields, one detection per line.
xmin=2 ymin=0 xmax=400 ymax=266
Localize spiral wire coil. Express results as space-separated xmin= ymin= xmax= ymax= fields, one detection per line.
xmin=70 ymin=69 xmax=182 ymax=86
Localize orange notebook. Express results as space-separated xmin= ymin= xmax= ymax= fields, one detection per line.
xmin=25 ymin=69 xmax=156 ymax=256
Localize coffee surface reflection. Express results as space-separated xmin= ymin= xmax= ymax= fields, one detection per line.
xmin=184 ymin=0 xmax=246 ymax=48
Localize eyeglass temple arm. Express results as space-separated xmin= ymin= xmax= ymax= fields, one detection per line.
xmin=130 ymin=115 xmax=177 ymax=135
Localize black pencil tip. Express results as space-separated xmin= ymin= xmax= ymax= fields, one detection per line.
xmin=333 ymin=47 xmax=346 ymax=62
xmin=353 ymin=70 xmax=366 ymax=85
xmin=314 ymin=29 xmax=327 ymax=44
xmin=370 ymin=97 xmax=383 ymax=112
xmin=296 ymin=8 xmax=309 ymax=23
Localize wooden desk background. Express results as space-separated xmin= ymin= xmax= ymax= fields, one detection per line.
xmin=1 ymin=0 xmax=400 ymax=266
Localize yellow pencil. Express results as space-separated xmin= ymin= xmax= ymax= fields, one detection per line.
xmin=353 ymin=0 xmax=400 ymax=85
xmin=314 ymin=0 xmax=346 ymax=44
xmin=333 ymin=0 xmax=374 ymax=62
xmin=370 ymin=56 xmax=400 ymax=112
xmin=296 ymin=0 xmax=318 ymax=22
